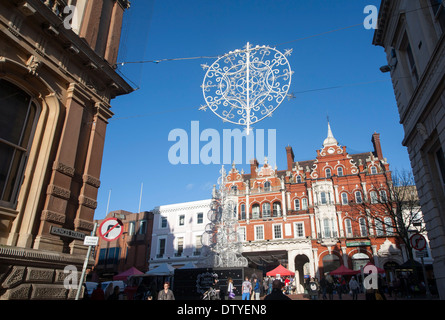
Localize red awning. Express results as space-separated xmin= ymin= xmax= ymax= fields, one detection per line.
xmin=113 ymin=267 xmax=144 ymax=281
xmin=266 ymin=264 xmax=295 ymax=277
xmin=361 ymin=262 xmax=386 ymax=274
xmin=329 ymin=265 xmax=359 ymax=276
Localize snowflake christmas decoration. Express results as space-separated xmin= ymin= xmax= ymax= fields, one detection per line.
xmin=201 ymin=43 xmax=293 ymax=134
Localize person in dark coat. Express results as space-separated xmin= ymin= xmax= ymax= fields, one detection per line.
xmin=264 ymin=280 xmax=292 ymax=300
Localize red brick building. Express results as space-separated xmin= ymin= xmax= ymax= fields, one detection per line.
xmin=226 ymin=124 xmax=405 ymax=293
xmin=90 ymin=210 xmax=154 ymax=281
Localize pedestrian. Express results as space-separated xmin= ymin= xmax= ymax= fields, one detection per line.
xmin=263 ymin=277 xmax=269 ymax=297
xmin=264 ymin=279 xmax=292 ymax=300
xmin=104 ymin=282 xmax=114 ymax=300
xmin=320 ymin=276 xmax=327 ymax=300
xmin=90 ymin=282 xmax=105 ymax=300
xmin=107 ymin=285 xmax=121 ymax=300
xmin=212 ymin=278 xmax=221 ymax=300
xmin=349 ymin=276 xmax=360 ymax=300
xmin=241 ymin=276 xmax=252 ymax=300
xmin=326 ymin=274 xmax=334 ymax=300
xmin=158 ymin=281 xmax=175 ymax=300
xmin=308 ymin=278 xmax=319 ymax=300
xmin=268 ymin=276 xmax=273 ymax=295
xmin=252 ymin=278 xmax=260 ymax=300
xmin=227 ymin=277 xmax=236 ymax=300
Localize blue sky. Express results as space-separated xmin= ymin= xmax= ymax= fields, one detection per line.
xmin=94 ymin=0 xmax=411 ymax=220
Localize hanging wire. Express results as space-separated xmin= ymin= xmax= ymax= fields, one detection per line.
xmin=114 ymin=2 xmax=434 ymax=67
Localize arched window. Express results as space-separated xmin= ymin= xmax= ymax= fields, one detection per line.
xmin=370 ymin=191 xmax=378 ymax=204
xmin=301 ymin=198 xmax=308 ymax=210
xmin=296 ymin=175 xmax=302 ymax=183
xmin=0 ymin=79 xmax=39 ymax=208
xmin=375 ymin=218 xmax=384 ymax=236
xmin=370 ymin=166 xmax=378 ymax=174
xmin=325 ymin=168 xmax=332 ymax=178
xmin=384 ymin=217 xmax=394 ymax=235
xmin=337 ymin=167 xmax=344 ymax=176
xmin=240 ymin=204 xmax=246 ymax=220
xmin=341 ymin=193 xmax=348 ymax=205
xmin=359 ymin=217 xmax=367 ymax=236
xmin=262 ymin=202 xmax=271 ymax=218
xmin=322 ymin=254 xmax=341 ymax=274
xmin=273 ymin=202 xmax=281 ymax=217
xmin=231 ymin=185 xmax=238 ymax=195
xmin=380 ymin=190 xmax=388 ymax=202
xmin=355 ymin=191 xmax=363 ymax=203
xmin=264 ymin=181 xmax=271 ymax=191
xmin=252 ymin=204 xmax=260 ymax=219
xmin=344 ymin=219 xmax=353 ymax=237
xmin=294 ymin=199 xmax=300 ymax=211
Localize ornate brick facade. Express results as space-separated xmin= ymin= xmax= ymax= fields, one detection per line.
xmin=226 ymin=124 xmax=407 ymax=293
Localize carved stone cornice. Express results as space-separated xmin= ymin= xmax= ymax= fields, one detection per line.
xmin=82 ymin=174 xmax=101 ymax=188
xmin=78 ymin=195 xmax=97 ymax=209
xmin=52 ymin=161 xmax=75 ymax=178
xmin=46 ymin=184 xmax=71 ymax=200
xmin=74 ymin=218 xmax=94 ymax=232
xmin=40 ymin=210 xmax=66 ymax=224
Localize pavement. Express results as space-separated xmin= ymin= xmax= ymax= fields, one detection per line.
xmin=267 ymin=292 xmax=439 ymax=300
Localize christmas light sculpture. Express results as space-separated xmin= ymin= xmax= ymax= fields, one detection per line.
xmin=198 ymin=166 xmax=248 ymax=268
xmin=201 ymin=43 xmax=293 ymax=134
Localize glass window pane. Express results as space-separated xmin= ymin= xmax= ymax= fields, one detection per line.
xmin=0 ymin=80 xmax=32 ymax=145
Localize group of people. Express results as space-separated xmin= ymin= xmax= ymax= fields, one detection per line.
xmin=234 ymin=276 xmax=292 ymax=300
xmin=305 ymin=273 xmax=417 ymax=300
xmin=86 ymin=282 xmax=123 ymax=300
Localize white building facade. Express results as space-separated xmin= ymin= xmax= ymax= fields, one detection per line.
xmin=149 ymin=199 xmax=211 ymax=270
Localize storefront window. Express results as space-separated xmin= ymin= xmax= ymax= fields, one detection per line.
xmin=351 ymin=253 xmax=370 ymax=270
xmin=322 ymin=254 xmax=340 ymax=273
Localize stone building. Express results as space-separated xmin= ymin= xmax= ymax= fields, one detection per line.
xmin=372 ymin=0 xmax=445 ymax=299
xmin=0 ymin=0 xmax=133 ymax=299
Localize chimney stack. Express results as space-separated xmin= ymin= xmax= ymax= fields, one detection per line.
xmin=372 ymin=132 xmax=383 ymax=160
xmin=250 ymin=159 xmax=259 ymax=179
xmin=286 ymin=146 xmax=295 ymax=172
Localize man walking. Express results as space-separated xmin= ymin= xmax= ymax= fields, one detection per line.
xmin=242 ymin=276 xmax=252 ymax=300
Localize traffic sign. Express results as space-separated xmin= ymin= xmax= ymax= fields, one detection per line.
xmin=84 ymin=236 xmax=99 ymax=246
xmin=98 ymin=218 xmax=124 ymax=242
xmin=410 ymin=233 xmax=427 ymax=251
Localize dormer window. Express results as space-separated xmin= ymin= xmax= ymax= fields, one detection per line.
xmin=296 ymin=175 xmax=302 ymax=183
xmin=337 ymin=167 xmax=344 ymax=176
xmin=370 ymin=166 xmax=378 ymax=174
xmin=264 ymin=181 xmax=271 ymax=191
xmin=325 ymin=168 xmax=332 ymax=178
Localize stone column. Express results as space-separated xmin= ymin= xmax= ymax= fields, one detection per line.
xmin=70 ymin=102 xmax=113 ymax=255
xmin=33 ymin=84 xmax=87 ymax=252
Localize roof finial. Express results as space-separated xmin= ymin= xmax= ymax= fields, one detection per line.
xmin=323 ymin=117 xmax=338 ymax=147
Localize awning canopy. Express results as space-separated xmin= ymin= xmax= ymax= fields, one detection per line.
xmin=113 ymin=267 xmax=144 ymax=281
xmin=266 ymin=264 xmax=295 ymax=277
xmin=145 ymin=263 xmax=175 ymax=276
xmin=329 ymin=265 xmax=359 ymax=276
xmin=361 ymin=262 xmax=386 ymax=274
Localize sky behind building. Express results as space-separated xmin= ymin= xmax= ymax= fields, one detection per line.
xmin=94 ymin=0 xmax=412 ymax=220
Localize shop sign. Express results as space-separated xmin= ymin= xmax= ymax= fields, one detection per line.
xmin=346 ymin=240 xmax=371 ymax=247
